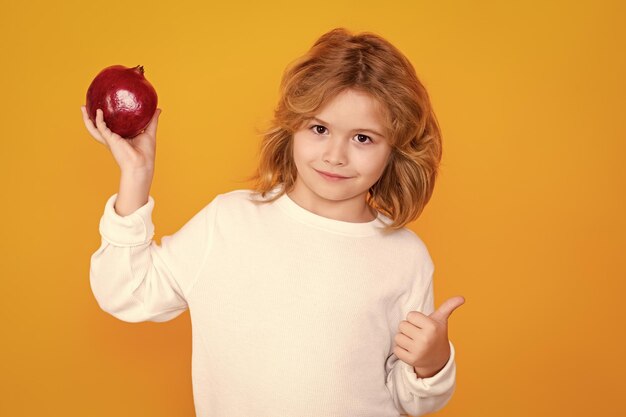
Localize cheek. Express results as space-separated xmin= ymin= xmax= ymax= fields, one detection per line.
xmin=291 ymin=139 xmax=311 ymax=174
xmin=360 ymin=151 xmax=391 ymax=178
xmin=292 ymin=135 xmax=316 ymax=162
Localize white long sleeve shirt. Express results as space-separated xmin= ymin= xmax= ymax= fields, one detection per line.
xmin=90 ymin=187 xmax=457 ymax=416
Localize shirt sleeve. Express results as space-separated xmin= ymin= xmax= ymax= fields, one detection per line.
xmin=89 ymin=193 xmax=219 ymax=323
xmin=384 ymin=252 xmax=457 ymax=416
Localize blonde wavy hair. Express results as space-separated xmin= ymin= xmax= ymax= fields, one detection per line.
xmin=245 ymin=27 xmax=443 ymax=231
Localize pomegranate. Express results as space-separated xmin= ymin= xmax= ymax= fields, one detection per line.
xmin=85 ymin=65 xmax=158 ymax=138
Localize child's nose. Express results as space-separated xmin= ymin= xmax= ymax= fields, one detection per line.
xmin=322 ymin=137 xmax=347 ymax=166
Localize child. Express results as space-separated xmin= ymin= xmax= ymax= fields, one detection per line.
xmin=81 ymin=27 xmax=464 ymax=417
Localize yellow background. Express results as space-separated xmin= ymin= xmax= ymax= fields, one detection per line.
xmin=1 ymin=0 xmax=625 ymax=415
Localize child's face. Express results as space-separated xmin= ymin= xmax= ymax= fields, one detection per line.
xmin=289 ymin=88 xmax=392 ymax=221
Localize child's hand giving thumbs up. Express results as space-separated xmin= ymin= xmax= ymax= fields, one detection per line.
xmin=393 ymin=296 xmax=465 ymax=378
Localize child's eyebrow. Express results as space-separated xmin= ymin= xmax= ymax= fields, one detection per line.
xmin=310 ymin=117 xmax=385 ymax=138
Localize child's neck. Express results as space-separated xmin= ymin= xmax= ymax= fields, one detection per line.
xmin=286 ymin=189 xmax=377 ymax=223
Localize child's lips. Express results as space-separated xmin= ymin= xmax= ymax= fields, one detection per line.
xmin=315 ymin=169 xmax=350 ymax=180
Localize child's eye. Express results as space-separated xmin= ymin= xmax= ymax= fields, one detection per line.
xmin=310 ymin=125 xmax=373 ymax=144
xmin=310 ymin=124 xmax=328 ymax=135
xmin=354 ymin=134 xmax=373 ymax=144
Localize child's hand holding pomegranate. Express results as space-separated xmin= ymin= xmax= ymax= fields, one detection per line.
xmin=81 ymin=64 xmax=160 ymax=177
xmin=81 ymin=106 xmax=161 ymax=176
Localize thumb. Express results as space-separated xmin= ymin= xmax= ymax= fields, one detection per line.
xmin=145 ymin=108 xmax=162 ymax=136
xmin=429 ymin=296 xmax=465 ymax=323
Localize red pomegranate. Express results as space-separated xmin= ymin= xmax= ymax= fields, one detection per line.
xmin=85 ymin=65 xmax=158 ymax=138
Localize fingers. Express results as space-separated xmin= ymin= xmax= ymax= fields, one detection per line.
xmin=405 ymin=310 xmax=431 ymax=328
xmin=95 ymin=108 xmax=113 ymax=141
xmin=94 ymin=108 xmax=124 ymax=145
xmin=81 ymin=106 xmax=106 ymax=145
xmin=144 ymin=108 xmax=162 ymax=137
xmin=394 ymin=332 xmax=414 ymax=350
xmin=398 ymin=320 xmax=420 ymax=340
